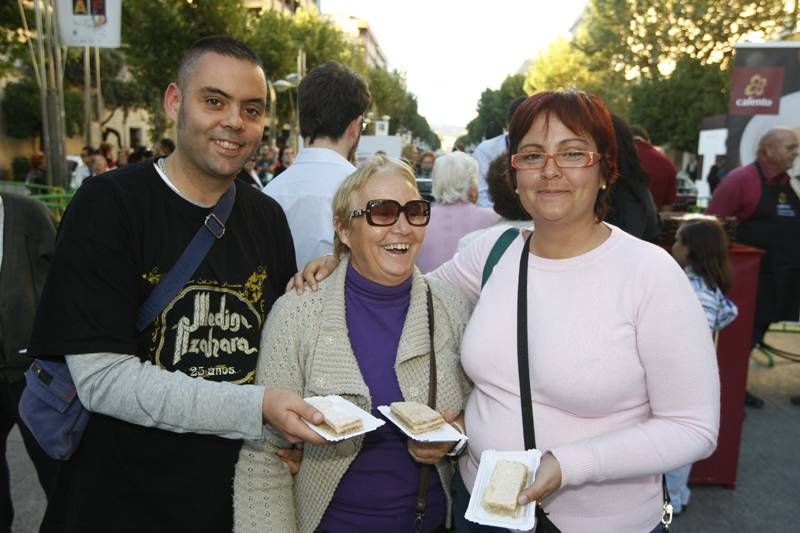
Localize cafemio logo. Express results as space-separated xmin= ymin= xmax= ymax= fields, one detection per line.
xmin=729 ymin=67 xmax=784 ymax=115
xmin=745 ymin=75 xmax=767 ymax=97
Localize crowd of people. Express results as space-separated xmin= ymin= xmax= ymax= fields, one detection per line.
xmin=62 ymin=139 xmax=176 ymax=190
xmin=2 ymin=33 xmax=799 ymax=533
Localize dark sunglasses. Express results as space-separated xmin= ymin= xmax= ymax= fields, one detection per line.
xmin=350 ymin=199 xmax=431 ymax=227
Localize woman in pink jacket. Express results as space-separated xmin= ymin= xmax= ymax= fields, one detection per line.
xmin=432 ymin=91 xmax=719 ymax=533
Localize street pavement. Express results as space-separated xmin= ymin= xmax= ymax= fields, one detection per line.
xmin=7 ymin=328 xmax=800 ymax=532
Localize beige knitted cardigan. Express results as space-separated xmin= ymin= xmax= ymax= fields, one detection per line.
xmin=233 ymin=259 xmax=473 ymax=533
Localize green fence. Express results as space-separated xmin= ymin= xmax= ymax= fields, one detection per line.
xmin=0 ymin=181 xmax=75 ymax=221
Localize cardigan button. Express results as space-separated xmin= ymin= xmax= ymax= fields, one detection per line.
xmin=334 ymin=439 xmax=357 ymax=457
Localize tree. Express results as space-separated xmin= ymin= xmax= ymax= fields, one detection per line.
xmin=247 ymin=9 xmax=296 ymax=79
xmin=2 ymin=77 xmax=83 ymax=142
xmin=464 ymin=74 xmax=526 ymax=145
xmin=364 ymin=67 xmax=439 ymax=149
xmin=524 ymin=37 xmax=628 ymax=115
xmin=120 ymin=0 xmax=249 ymax=139
xmin=0 ymin=2 xmax=29 ymax=78
xmin=289 ymin=10 xmax=366 ymax=75
xmin=63 ymin=48 xmax=148 ymax=126
xmin=628 ymin=57 xmax=729 ymax=151
xmin=366 ymin=68 xmax=408 ymax=128
xmin=575 ymin=0 xmax=794 ymax=80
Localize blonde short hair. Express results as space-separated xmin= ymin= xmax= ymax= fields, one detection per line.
xmin=332 ymin=155 xmax=419 ymax=259
xmin=432 ymin=151 xmax=478 ymax=203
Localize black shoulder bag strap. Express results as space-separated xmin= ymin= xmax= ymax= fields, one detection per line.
xmin=415 ymin=286 xmax=437 ymax=532
xmin=516 ymin=234 xmax=560 ymax=533
xmin=135 ymin=181 xmax=236 ymax=332
xmin=517 ymin=233 xmax=671 ymax=531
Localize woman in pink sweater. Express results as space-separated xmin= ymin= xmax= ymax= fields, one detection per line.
xmin=431 ymin=91 xmax=719 ymax=532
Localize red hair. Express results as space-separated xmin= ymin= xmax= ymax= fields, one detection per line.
xmin=507 ymin=90 xmax=619 ymax=220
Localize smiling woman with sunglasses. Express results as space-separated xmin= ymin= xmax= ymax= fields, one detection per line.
xmin=234 ymin=155 xmax=472 ymax=533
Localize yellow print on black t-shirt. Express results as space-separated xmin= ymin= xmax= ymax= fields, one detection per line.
xmin=144 ymin=268 xmax=269 ymax=384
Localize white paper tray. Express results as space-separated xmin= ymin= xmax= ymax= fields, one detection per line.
xmin=376 ymin=405 xmax=468 ymax=443
xmin=303 ymin=395 xmax=384 ymax=442
xmin=465 ymin=449 xmax=542 ymax=530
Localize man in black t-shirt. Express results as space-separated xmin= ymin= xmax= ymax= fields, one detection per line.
xmin=28 ymin=36 xmax=325 ymax=533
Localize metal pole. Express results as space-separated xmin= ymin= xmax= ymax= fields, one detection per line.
xmin=18 ymin=0 xmax=42 ymax=87
xmin=34 ymin=0 xmax=53 ymax=185
xmin=84 ymin=47 xmax=92 ymax=147
xmin=47 ymin=0 xmax=68 ymax=188
xmin=94 ymin=46 xmax=103 ymax=128
xmin=267 ymin=80 xmax=277 ymax=148
xmin=289 ymin=89 xmax=297 ymax=151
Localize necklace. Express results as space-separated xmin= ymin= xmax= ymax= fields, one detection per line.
xmin=157 ymin=156 xmax=169 ymax=177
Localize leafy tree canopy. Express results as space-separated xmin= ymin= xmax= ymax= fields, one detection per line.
xmin=1 ymin=1 xmax=439 ymax=147
xmin=524 ymin=37 xmax=629 ymax=115
xmin=2 ymin=77 xmax=83 ymax=139
xmin=464 ymin=74 xmax=526 ymax=145
xmin=575 ymin=0 xmax=794 ymax=80
xmin=628 ymin=57 xmax=729 ymax=151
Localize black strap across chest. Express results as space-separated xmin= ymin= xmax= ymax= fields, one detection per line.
xmin=414 ymin=287 xmax=437 ymax=530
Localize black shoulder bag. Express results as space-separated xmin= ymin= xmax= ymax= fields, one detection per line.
xmin=516 ymin=233 xmax=672 ymax=532
xmin=19 ymin=179 xmax=236 ymax=461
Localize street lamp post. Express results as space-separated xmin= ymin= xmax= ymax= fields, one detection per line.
xmin=266 ymin=80 xmax=277 ymax=148
xmin=274 ymin=74 xmax=299 ymax=151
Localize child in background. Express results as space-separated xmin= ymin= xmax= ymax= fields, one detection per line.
xmin=669 ymin=217 xmax=739 ymax=513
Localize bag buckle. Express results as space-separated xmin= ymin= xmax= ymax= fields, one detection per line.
xmin=31 ymin=360 xmax=53 ymax=385
xmin=414 ymin=511 xmax=424 ymax=532
xmin=204 ymin=213 xmax=225 ymax=239
xmin=661 ymin=501 xmax=673 ymax=527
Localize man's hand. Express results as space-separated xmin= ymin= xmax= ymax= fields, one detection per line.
xmin=284 ymin=255 xmax=340 ymax=294
xmin=518 ymin=452 xmax=562 ymax=506
xmin=262 ymin=388 xmax=326 ymax=445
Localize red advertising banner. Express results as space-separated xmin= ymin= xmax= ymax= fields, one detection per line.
xmin=728 ymin=67 xmax=784 ymax=115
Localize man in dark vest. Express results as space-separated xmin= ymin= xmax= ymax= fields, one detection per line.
xmin=0 ymin=192 xmax=58 ymax=532
xmin=708 ymin=127 xmax=800 ymax=408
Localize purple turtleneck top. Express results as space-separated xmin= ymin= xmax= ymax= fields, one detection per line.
xmin=319 ymin=263 xmax=445 ymax=532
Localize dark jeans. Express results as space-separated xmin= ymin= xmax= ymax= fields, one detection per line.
xmin=1 ymin=377 xmax=59 ymax=533
xmin=452 ymin=468 xmax=670 ymax=533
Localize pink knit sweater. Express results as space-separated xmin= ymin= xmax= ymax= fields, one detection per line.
xmin=431 ymin=224 xmax=719 ymax=533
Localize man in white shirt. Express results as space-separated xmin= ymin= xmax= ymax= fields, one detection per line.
xmin=70 ymin=146 xmax=94 ymax=189
xmin=263 ymin=61 xmax=371 ymax=269
xmin=471 ymin=96 xmax=526 ymax=208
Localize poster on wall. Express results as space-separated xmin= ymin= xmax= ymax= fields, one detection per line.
xmin=56 ymin=0 xmax=121 ymax=48
xmin=726 ymin=43 xmax=800 ymax=172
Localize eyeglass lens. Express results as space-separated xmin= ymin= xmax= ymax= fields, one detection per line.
xmin=515 ymin=151 xmax=593 ymax=169
xmin=368 ymin=200 xmax=429 ymax=226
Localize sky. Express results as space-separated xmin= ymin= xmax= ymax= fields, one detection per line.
xmin=320 ymin=0 xmax=589 ymax=132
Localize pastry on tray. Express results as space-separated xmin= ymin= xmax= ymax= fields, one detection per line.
xmin=315 ymin=398 xmax=363 ymax=436
xmin=482 ymin=460 xmax=529 ymax=517
xmin=389 ymin=401 xmax=445 ymax=434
